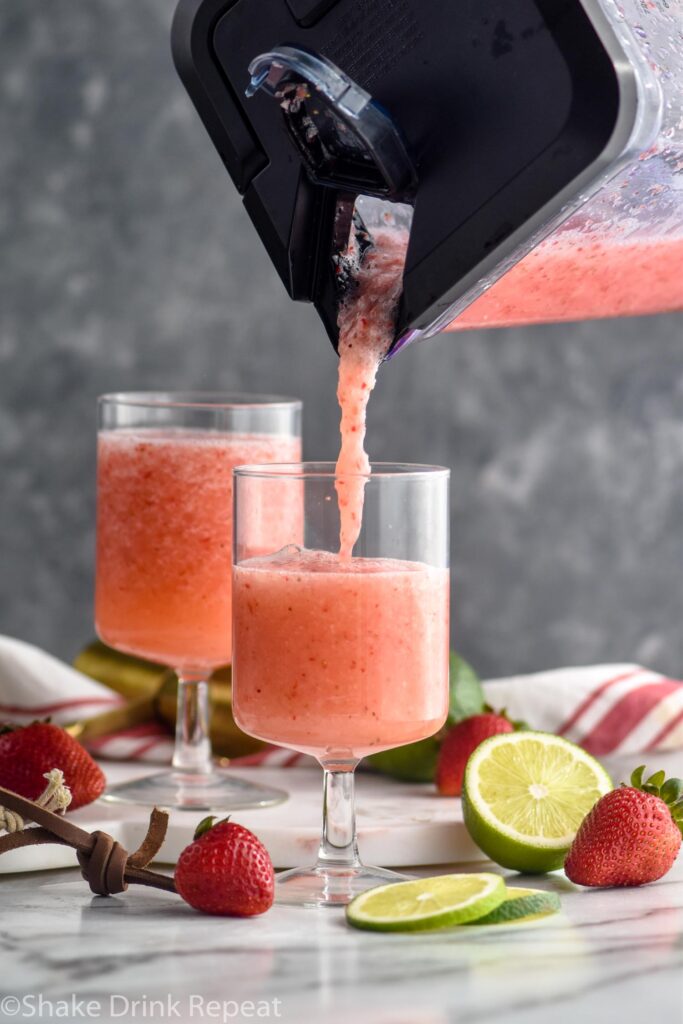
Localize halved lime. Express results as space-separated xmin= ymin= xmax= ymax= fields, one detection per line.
xmin=346 ymin=873 xmax=506 ymax=932
xmin=467 ymin=886 xmax=561 ymax=925
xmin=462 ymin=731 xmax=612 ymax=873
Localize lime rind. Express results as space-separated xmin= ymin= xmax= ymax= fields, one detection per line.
xmin=466 ymin=887 xmax=561 ymax=926
xmin=346 ymin=873 xmax=507 ymax=932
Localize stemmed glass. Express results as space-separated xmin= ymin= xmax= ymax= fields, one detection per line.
xmin=95 ymin=392 xmax=301 ymax=810
xmin=232 ymin=462 xmax=450 ymax=906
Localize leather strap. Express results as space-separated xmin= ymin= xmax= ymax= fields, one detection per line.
xmin=0 ymin=784 xmax=176 ymax=896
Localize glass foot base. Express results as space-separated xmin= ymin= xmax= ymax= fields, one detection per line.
xmin=275 ymin=863 xmax=411 ymax=908
xmin=101 ymin=770 xmax=288 ymax=812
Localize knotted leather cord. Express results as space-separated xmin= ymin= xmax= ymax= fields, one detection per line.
xmin=0 ymin=785 xmax=176 ymax=896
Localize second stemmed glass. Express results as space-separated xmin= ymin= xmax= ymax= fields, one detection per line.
xmin=95 ymin=392 xmax=302 ymax=810
xmin=232 ymin=463 xmax=450 ymax=906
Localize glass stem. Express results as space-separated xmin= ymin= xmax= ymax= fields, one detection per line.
xmin=317 ymin=763 xmax=361 ymax=869
xmin=173 ymin=673 xmax=213 ymax=777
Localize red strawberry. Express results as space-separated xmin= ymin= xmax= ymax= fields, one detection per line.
xmin=0 ymin=722 xmax=105 ymax=811
xmin=175 ymin=817 xmax=274 ymax=916
xmin=436 ymin=712 xmax=515 ymax=796
xmin=565 ymin=766 xmax=683 ymax=887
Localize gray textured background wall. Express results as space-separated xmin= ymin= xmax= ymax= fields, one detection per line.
xmin=1 ymin=1 xmax=681 ymax=679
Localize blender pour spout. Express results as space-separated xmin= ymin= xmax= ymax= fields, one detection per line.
xmin=245 ymin=46 xmax=418 ymax=354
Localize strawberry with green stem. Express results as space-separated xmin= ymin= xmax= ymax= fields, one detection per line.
xmin=565 ymin=766 xmax=683 ymax=887
xmin=175 ymin=816 xmax=275 ymax=916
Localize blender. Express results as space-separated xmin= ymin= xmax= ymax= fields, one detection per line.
xmin=172 ymin=0 xmax=682 ymax=355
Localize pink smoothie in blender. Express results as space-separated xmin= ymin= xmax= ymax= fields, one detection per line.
xmin=451 ymin=234 xmax=683 ymax=331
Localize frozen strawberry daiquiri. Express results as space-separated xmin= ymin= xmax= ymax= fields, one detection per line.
xmin=233 ymin=548 xmax=449 ymax=760
xmin=230 ymin=222 xmax=449 ymax=905
xmin=232 ymin=462 xmax=450 ymax=907
xmin=95 ymin=393 xmax=301 ymax=812
xmin=97 ymin=428 xmax=300 ymax=669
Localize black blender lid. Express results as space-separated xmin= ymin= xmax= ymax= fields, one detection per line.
xmin=172 ymin=0 xmax=637 ymax=349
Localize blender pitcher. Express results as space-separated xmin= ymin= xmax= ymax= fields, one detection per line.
xmin=172 ymin=0 xmax=683 ymax=354
xmin=447 ymin=0 xmax=683 ymax=335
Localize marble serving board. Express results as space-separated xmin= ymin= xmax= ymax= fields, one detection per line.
xmin=0 ymin=762 xmax=484 ymax=874
xmin=1 ymin=751 xmax=671 ymax=876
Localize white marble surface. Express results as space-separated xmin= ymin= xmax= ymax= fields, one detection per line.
xmin=0 ymin=856 xmax=681 ymax=1024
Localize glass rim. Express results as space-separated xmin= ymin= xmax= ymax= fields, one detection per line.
xmin=233 ymin=461 xmax=450 ymax=480
xmin=97 ymin=391 xmax=302 ymax=411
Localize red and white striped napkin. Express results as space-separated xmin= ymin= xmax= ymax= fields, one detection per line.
xmin=483 ymin=664 xmax=683 ymax=756
xmin=0 ymin=635 xmax=681 ymax=766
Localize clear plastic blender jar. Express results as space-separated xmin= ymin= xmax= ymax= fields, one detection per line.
xmin=445 ymin=0 xmax=683 ymax=332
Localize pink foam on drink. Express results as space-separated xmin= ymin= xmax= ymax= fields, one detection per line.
xmin=451 ymin=234 xmax=683 ymax=329
xmin=232 ymin=547 xmax=449 ymax=760
xmin=96 ymin=428 xmax=301 ymax=671
xmin=335 ymin=228 xmax=409 ymax=558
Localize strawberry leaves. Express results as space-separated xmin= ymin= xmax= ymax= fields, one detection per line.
xmin=661 ymin=778 xmax=683 ymax=804
xmin=628 ymin=765 xmax=683 ymax=837
xmin=448 ymin=653 xmax=485 ymax=724
xmin=193 ymin=815 xmax=230 ymax=841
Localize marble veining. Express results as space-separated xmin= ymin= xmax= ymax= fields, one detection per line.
xmin=0 ymin=860 xmax=681 ymax=1024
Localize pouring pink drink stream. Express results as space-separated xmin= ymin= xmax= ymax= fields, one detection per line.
xmin=233 ymin=227 xmax=449 ymax=761
xmin=334 ymin=228 xmax=410 ymax=558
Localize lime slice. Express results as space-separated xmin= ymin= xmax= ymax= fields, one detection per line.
xmin=462 ymin=731 xmax=612 ymax=873
xmin=466 ymin=886 xmax=561 ymax=925
xmin=346 ymin=873 xmax=506 ymax=932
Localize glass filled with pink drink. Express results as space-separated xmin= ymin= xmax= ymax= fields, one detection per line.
xmin=233 ymin=462 xmax=450 ymax=906
xmin=96 ymin=392 xmax=301 ymax=810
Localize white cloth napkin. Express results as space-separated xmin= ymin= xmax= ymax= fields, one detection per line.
xmin=0 ymin=635 xmax=681 ymax=765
